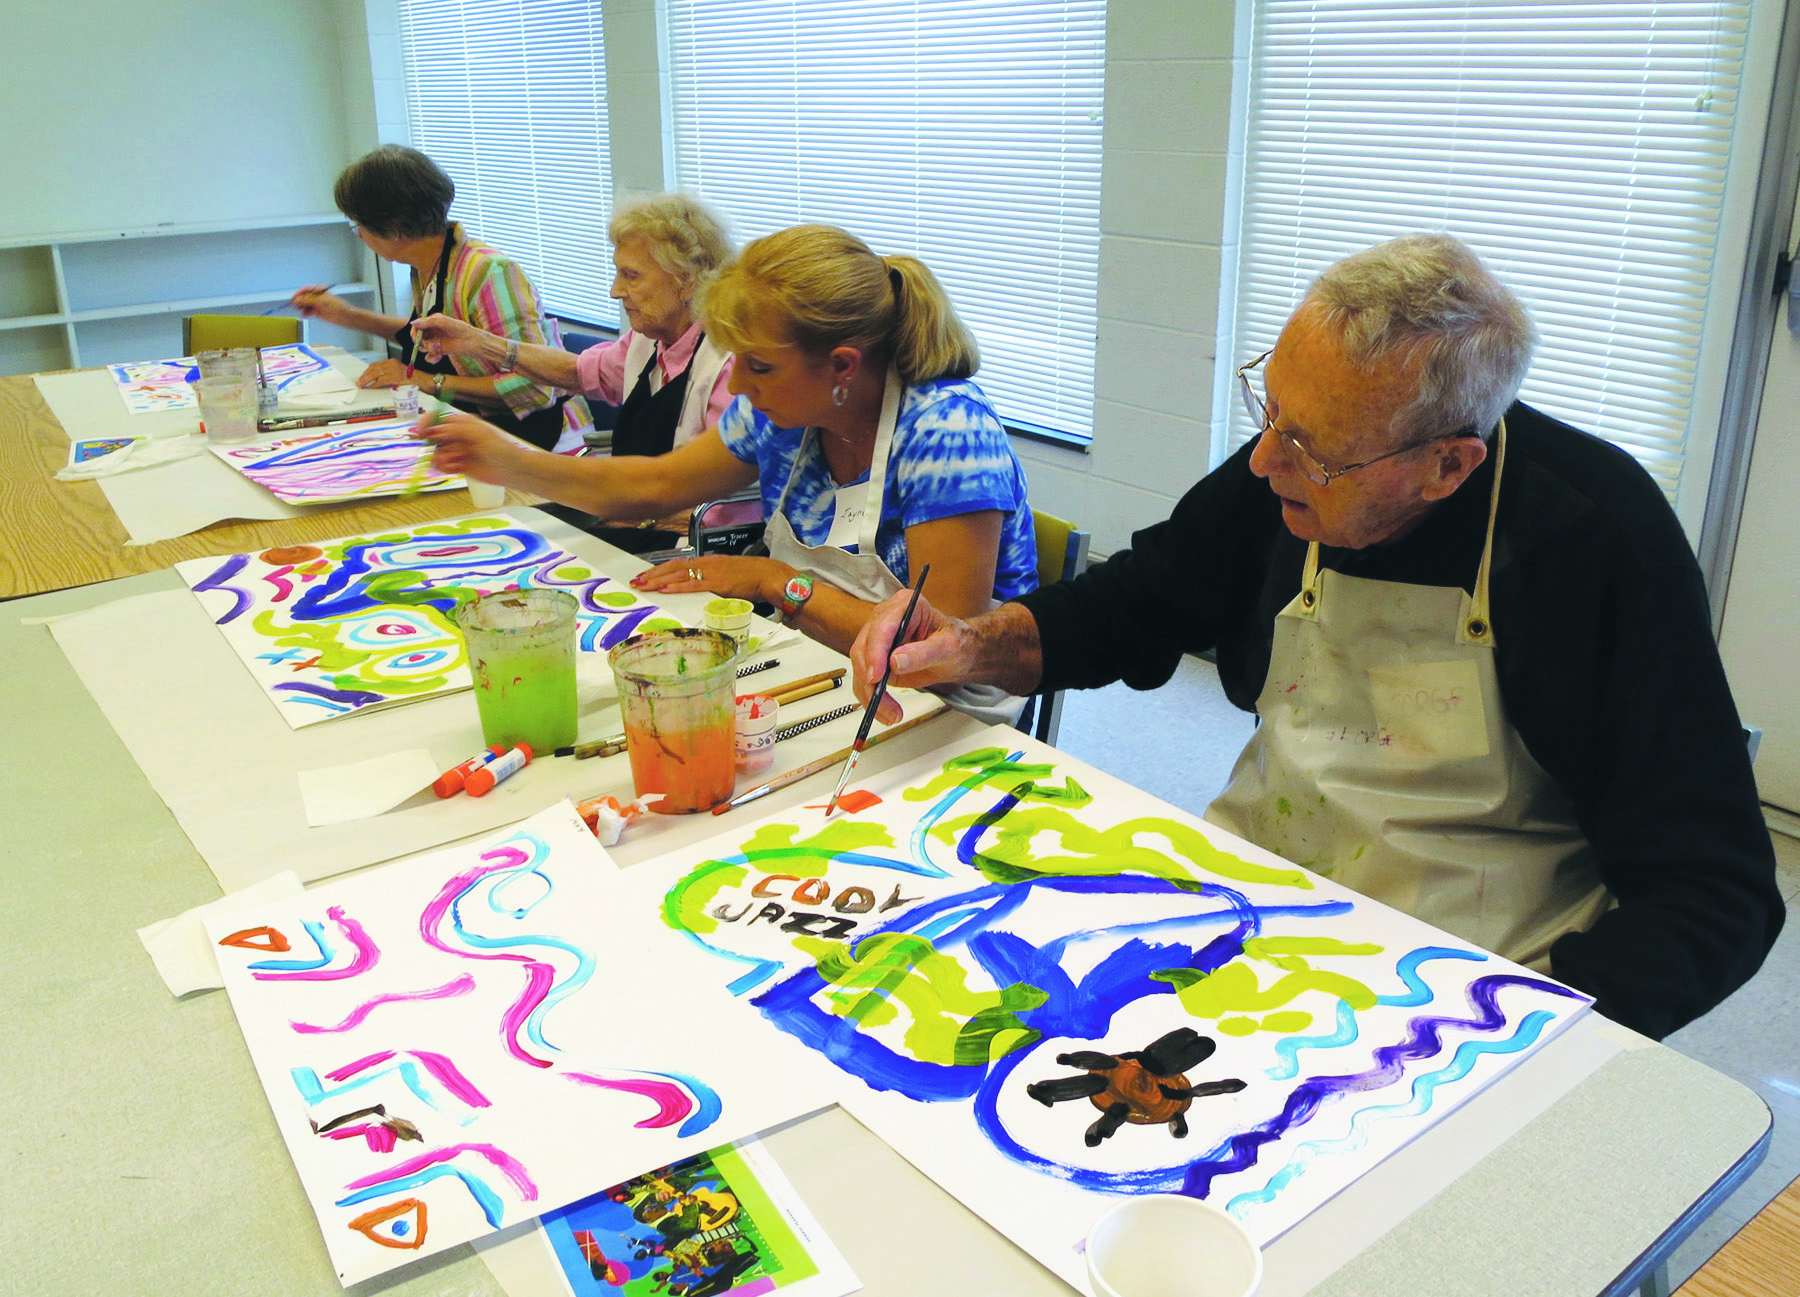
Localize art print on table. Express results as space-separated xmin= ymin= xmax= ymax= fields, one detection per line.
xmin=177 ymin=515 xmax=686 ymax=727
xmin=525 ymin=1141 xmax=856 ymax=1297
xmin=70 ymin=437 xmax=137 ymax=464
xmin=109 ymin=358 xmax=200 ymax=413
xmin=640 ymin=726 xmax=1591 ymax=1288
xmin=204 ymin=804 xmax=834 ymax=1286
xmin=209 ymin=420 xmax=461 ymax=505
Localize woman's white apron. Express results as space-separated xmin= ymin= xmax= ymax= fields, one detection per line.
xmin=762 ymin=369 xmax=1021 ymax=726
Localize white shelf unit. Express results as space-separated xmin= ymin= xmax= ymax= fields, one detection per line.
xmin=0 ymin=215 xmax=379 ymax=375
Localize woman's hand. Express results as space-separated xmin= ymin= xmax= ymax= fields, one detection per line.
xmin=289 ymin=285 xmax=347 ymax=324
xmin=631 ymin=555 xmax=790 ymax=603
xmin=411 ymin=312 xmax=491 ymax=365
xmin=415 ymin=410 xmax=534 ymax=484
xmin=356 ymin=359 xmax=413 ymax=390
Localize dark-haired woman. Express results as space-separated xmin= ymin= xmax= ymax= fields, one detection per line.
xmin=289 ymin=144 xmax=587 ymax=450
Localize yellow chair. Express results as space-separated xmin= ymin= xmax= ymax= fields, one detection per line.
xmin=1017 ymin=507 xmax=1090 ymax=745
xmin=182 ymin=314 xmax=302 ymax=353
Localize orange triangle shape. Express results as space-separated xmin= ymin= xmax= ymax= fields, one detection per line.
xmin=218 ymin=926 xmax=291 ymax=953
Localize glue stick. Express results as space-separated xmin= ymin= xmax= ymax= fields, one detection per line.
xmin=432 ymin=745 xmax=505 ymax=798
xmin=465 ymin=742 xmax=533 ymax=797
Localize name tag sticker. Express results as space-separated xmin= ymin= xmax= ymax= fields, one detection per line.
xmin=1368 ymin=659 xmax=1489 ymax=760
xmin=824 ymin=488 xmax=869 ymax=552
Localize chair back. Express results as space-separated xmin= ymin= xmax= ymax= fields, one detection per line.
xmin=1032 ymin=508 xmax=1091 ymax=588
xmin=1018 ymin=508 xmax=1091 ymax=746
xmin=690 ymin=490 xmax=767 ymax=556
xmin=183 ymin=314 xmax=302 ymax=353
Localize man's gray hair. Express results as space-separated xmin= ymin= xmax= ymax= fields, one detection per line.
xmin=609 ymin=192 xmax=733 ymax=290
xmin=1303 ymin=233 xmax=1536 ymax=443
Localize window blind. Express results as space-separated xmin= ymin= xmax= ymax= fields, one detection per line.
xmin=1230 ymin=1 xmax=1753 ymax=501
xmin=665 ymin=0 xmax=1105 ymax=439
xmin=397 ymin=0 xmax=616 ymax=327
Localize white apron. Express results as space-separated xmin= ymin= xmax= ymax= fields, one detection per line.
xmin=1205 ymin=423 xmax=1611 ymax=969
xmin=620 ymin=328 xmax=731 ymax=450
xmin=763 ymin=369 xmax=1022 ymax=727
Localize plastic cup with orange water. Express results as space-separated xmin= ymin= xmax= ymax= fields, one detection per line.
xmin=608 ymin=628 xmax=741 ymax=813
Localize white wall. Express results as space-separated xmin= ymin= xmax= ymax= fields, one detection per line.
xmin=1019 ymin=0 xmax=1238 ymax=555
xmin=0 ymin=0 xmax=370 ymax=237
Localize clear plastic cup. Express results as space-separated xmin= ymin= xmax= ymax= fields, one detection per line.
xmin=455 ymin=589 xmax=579 ymax=754
xmin=609 ymin=629 xmax=741 ymax=813
xmin=194 ymin=376 xmax=259 ymax=443
xmin=194 ymin=348 xmax=259 ymax=384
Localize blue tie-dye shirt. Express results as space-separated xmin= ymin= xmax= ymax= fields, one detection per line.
xmin=716 ymin=377 xmax=1038 ymax=601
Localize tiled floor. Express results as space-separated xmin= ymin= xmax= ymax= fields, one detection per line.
xmin=1052 ymin=656 xmax=1800 ymax=1289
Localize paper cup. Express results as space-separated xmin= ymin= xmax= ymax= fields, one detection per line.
xmin=705 ymin=596 xmax=755 ymax=648
xmin=393 ymin=384 xmax=421 ymax=418
xmin=467 ymin=479 xmax=506 ymax=509
xmin=735 ymin=694 xmax=780 ymax=774
xmin=1085 ymin=1194 xmax=1261 ymax=1297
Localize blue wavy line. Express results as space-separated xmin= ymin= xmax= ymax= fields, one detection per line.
xmin=1225 ymin=1009 xmax=1556 ymax=1216
xmin=336 ymin=1165 xmax=506 ymax=1226
xmin=1268 ymin=998 xmax=1360 ymax=1080
xmin=1379 ymin=946 xmax=1488 ymax=1006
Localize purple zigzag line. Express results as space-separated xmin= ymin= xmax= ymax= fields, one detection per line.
xmin=290 ymin=973 xmax=477 ymax=1033
xmin=191 ymin=552 xmax=252 ymax=623
xmin=1182 ymin=973 xmax=1582 ymax=1197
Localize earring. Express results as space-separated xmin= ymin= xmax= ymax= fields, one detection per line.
xmin=831 ymin=383 xmax=848 ymax=406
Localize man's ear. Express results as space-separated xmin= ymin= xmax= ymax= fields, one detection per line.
xmin=1420 ymin=435 xmax=1489 ymax=502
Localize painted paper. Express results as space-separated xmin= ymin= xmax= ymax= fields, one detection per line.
xmin=69 ymin=437 xmax=137 ymax=464
xmin=176 ymin=515 xmax=687 ymax=727
xmin=208 ymin=419 xmax=462 ymax=504
xmin=110 ymin=357 xmax=200 ymax=412
xmin=516 ymin=1141 xmax=857 ymax=1297
xmin=638 ymin=726 xmax=1591 ymax=1288
xmin=258 ymin=343 xmax=335 ymax=390
xmin=205 ymin=803 xmax=835 ymax=1286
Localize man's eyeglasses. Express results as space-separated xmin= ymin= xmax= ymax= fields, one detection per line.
xmin=1236 ymin=347 xmax=1472 ymax=487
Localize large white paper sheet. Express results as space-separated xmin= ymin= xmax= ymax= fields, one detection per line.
xmin=625 ymin=725 xmax=1593 ymax=1292
xmin=175 ymin=513 xmax=690 ymax=728
xmin=204 ymin=803 xmax=835 ymax=1286
xmin=35 ymin=347 xmax=384 ymax=544
xmin=47 ymin=511 xmax=948 ymax=890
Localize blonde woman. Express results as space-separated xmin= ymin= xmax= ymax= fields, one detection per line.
xmin=420 ymin=224 xmax=1035 ymax=716
xmin=413 ymin=192 xmax=734 ymax=457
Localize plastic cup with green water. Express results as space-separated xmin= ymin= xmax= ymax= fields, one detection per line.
xmin=455 ymin=589 xmax=579 ymax=754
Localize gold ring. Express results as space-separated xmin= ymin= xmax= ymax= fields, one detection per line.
xmin=688 ymin=567 xmax=701 ymax=580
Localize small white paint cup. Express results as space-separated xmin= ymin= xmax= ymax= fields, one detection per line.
xmin=466 ymin=479 xmax=506 ymax=509
xmin=734 ymin=694 xmax=779 ymax=774
xmin=705 ymin=596 xmax=755 ymax=649
xmin=393 ymin=383 xmax=422 ymax=418
xmin=1085 ymin=1194 xmax=1262 ymax=1297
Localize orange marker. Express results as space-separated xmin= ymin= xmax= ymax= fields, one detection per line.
xmin=432 ymin=745 xmax=505 ymax=798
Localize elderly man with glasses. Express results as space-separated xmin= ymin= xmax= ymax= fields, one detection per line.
xmin=852 ymin=232 xmax=1780 ymax=1041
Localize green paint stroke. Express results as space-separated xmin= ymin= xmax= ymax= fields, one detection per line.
xmin=1153 ymin=961 xmax=1378 ymax=1034
xmin=1242 ymin=935 xmax=1383 ymax=973
xmin=902 ymin=747 xmax=1092 ymax=807
xmin=939 ymin=802 xmax=1314 ymax=891
xmin=796 ymin=930 xmax=1045 ymax=1066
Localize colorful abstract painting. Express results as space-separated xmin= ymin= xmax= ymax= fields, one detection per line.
xmin=528 ymin=1141 xmax=856 ymax=1297
xmin=69 ymin=437 xmax=137 ymax=464
xmin=635 ymin=726 xmax=1592 ymax=1288
xmin=258 ymin=343 xmax=335 ymax=390
xmin=176 ymin=515 xmax=688 ymax=727
xmin=209 ymin=420 xmax=461 ymax=504
xmin=110 ymin=357 xmax=199 ymax=413
xmin=204 ymin=803 xmax=835 ymax=1286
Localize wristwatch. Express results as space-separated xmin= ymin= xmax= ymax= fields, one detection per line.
xmin=777 ymin=572 xmax=815 ymax=622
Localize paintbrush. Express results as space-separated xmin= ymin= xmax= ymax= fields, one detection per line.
xmin=763 ymin=668 xmax=847 ymax=705
xmin=711 ymin=705 xmax=945 ymax=815
xmin=399 ymin=404 xmax=449 ymax=499
xmin=823 ymin=565 xmax=929 ymax=817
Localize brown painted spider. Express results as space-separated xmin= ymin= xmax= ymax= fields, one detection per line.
xmin=1026 ymin=1027 xmax=1246 ymax=1146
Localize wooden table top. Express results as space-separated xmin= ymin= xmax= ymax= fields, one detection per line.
xmin=1674 ymin=1172 xmax=1800 ymax=1296
xmin=0 ymin=371 xmax=555 ymax=600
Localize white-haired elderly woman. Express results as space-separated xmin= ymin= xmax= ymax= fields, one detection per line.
xmin=412 ymin=192 xmax=735 ymax=457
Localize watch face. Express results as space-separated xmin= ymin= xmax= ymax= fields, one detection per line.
xmin=785 ymin=575 xmax=809 ymax=600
